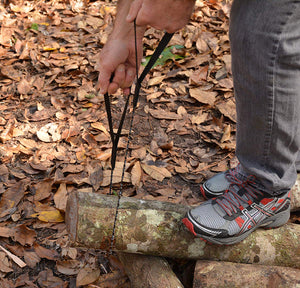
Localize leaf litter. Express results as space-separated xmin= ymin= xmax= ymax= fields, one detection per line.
xmin=0 ymin=0 xmax=298 ymax=287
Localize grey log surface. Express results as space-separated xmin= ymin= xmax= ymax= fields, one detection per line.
xmin=117 ymin=253 xmax=184 ymax=288
xmin=66 ymin=192 xmax=300 ymax=268
xmin=193 ymin=260 xmax=300 ymax=288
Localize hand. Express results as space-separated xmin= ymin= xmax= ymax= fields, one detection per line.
xmin=96 ymin=0 xmax=146 ymax=96
xmin=96 ymin=35 xmax=143 ymax=96
xmin=126 ymin=0 xmax=195 ymax=33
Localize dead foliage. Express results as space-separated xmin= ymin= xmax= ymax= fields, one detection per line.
xmin=0 ymin=0 xmax=298 ymax=287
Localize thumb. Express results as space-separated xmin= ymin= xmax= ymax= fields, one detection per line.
xmin=126 ymin=0 xmax=143 ymax=23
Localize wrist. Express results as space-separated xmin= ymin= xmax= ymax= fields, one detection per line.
xmin=110 ymin=22 xmax=146 ymax=41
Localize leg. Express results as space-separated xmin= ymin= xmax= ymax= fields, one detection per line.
xmin=230 ymin=0 xmax=300 ymax=195
xmin=296 ymin=151 xmax=300 ymax=172
xmin=183 ymin=0 xmax=300 ymax=245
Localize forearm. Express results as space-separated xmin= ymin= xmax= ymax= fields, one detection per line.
xmin=110 ymin=0 xmax=146 ymax=40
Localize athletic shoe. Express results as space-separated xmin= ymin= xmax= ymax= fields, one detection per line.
xmin=200 ymin=166 xmax=241 ymax=199
xmin=183 ymin=176 xmax=291 ymax=245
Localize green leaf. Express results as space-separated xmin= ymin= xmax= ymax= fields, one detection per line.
xmin=85 ymin=93 xmax=95 ymax=99
xmin=142 ymin=45 xmax=185 ymax=67
xmin=30 ymin=23 xmax=39 ymax=31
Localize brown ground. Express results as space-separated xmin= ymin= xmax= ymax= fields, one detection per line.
xmin=0 ymin=1 xmax=298 ymax=287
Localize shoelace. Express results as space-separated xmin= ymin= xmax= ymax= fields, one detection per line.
xmin=216 ymin=174 xmax=264 ymax=216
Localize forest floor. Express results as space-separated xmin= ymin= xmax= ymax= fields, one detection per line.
xmin=0 ymin=0 xmax=298 ymax=287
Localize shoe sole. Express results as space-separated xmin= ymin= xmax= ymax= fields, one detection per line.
xmin=182 ymin=208 xmax=290 ymax=245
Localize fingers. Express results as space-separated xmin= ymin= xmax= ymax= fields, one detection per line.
xmin=108 ymin=64 xmax=125 ymax=94
xmin=103 ymin=65 xmax=136 ymax=95
xmin=96 ymin=65 xmax=112 ymax=94
xmin=123 ymin=67 xmax=136 ymax=90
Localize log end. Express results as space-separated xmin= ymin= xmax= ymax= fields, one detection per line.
xmin=65 ymin=191 xmax=79 ymax=243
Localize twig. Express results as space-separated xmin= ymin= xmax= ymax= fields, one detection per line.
xmin=0 ymin=244 xmax=26 ymax=268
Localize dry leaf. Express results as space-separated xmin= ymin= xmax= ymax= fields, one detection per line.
xmin=196 ymin=37 xmax=209 ymax=53
xmin=189 ymin=88 xmax=217 ymax=106
xmin=216 ymin=98 xmax=237 ymax=122
xmin=177 ymin=106 xmax=187 ymax=116
xmin=149 ymin=109 xmax=182 ymax=120
xmin=34 ymin=180 xmax=53 ymax=202
xmin=131 ymin=161 xmax=142 ymax=188
xmin=37 ymin=123 xmax=61 ymax=142
xmin=31 ymin=210 xmax=64 ymax=223
xmin=96 ymin=149 xmax=112 ymax=161
xmin=148 ymin=75 xmax=165 ymax=86
xmin=146 ymin=91 xmax=163 ymax=102
xmin=61 ymin=247 xmax=77 ymax=260
xmin=76 ymin=267 xmax=101 ymax=287
xmin=33 ymin=243 xmax=59 ymax=260
xmin=220 ymin=124 xmax=231 ymax=143
xmin=62 ymin=164 xmax=84 ymax=174
xmin=24 ymin=250 xmax=40 ymax=268
xmin=141 ymin=163 xmax=172 ymax=182
xmin=0 ymin=180 xmax=27 ymax=220
xmin=131 ymin=147 xmax=147 ymax=160
xmin=54 ymin=183 xmax=68 ymax=211
xmin=0 ymin=227 xmax=14 ymax=238
xmin=91 ymin=122 xmax=109 ymax=135
xmin=219 ymin=78 xmax=233 ymax=89
xmin=0 ymin=252 xmax=13 ymax=273
xmin=87 ymin=161 xmax=103 ymax=191
xmin=155 ymin=188 xmax=176 ymax=196
xmin=57 ymin=260 xmax=82 ymax=275
xmin=19 ymin=138 xmax=39 ymax=149
xmin=17 ymin=78 xmax=31 ymax=95
xmin=37 ymin=269 xmax=66 ymax=287
xmin=0 ymin=66 xmax=22 ymax=81
xmin=101 ymin=169 xmax=131 ymax=186
xmin=12 ymin=225 xmax=36 ymax=246
xmin=175 ymin=166 xmax=189 ymax=174
xmin=0 ymin=119 xmax=15 ymax=143
xmin=191 ymin=112 xmax=209 ymax=125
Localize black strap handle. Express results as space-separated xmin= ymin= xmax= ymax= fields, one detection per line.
xmin=104 ymin=31 xmax=173 ymax=171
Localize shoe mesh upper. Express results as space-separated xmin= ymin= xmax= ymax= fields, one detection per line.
xmin=186 ymin=168 xmax=291 ymax=244
xmin=204 ymin=172 xmax=230 ymax=192
xmin=190 ymin=200 xmax=226 ymax=229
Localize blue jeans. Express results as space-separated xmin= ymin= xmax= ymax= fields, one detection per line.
xmin=230 ymin=0 xmax=300 ymax=195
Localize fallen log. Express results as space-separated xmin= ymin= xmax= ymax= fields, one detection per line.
xmin=193 ymin=260 xmax=300 ymax=288
xmin=66 ymin=192 xmax=300 ymax=268
xmin=117 ymin=253 xmax=184 ymax=288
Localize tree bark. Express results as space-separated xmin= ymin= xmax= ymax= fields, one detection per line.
xmin=66 ymin=192 xmax=300 ymax=268
xmin=193 ymin=260 xmax=300 ymax=288
xmin=117 ymin=253 xmax=184 ymax=288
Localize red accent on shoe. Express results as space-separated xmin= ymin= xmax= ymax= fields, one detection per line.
xmin=199 ymin=237 xmax=215 ymax=245
xmin=248 ymin=200 xmax=253 ymax=205
xmin=271 ymin=207 xmax=277 ymax=211
xmin=247 ymin=225 xmax=252 ymax=229
xmin=288 ymin=191 xmax=291 ymax=198
xmin=278 ymin=198 xmax=284 ymax=204
xmin=182 ymin=218 xmax=197 ymax=236
xmin=235 ymin=217 xmax=245 ymax=228
xmin=200 ymin=185 xmax=208 ymax=199
xmin=239 ymin=206 xmax=244 ymax=211
xmin=260 ymin=198 xmax=273 ymax=205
